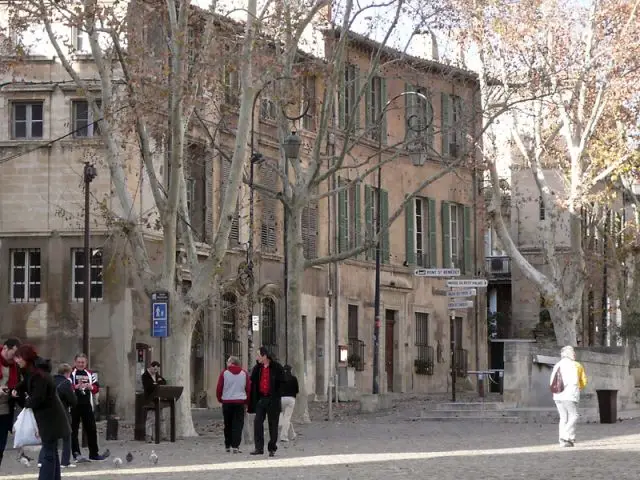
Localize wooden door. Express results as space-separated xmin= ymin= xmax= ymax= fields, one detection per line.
xmin=385 ymin=310 xmax=395 ymax=392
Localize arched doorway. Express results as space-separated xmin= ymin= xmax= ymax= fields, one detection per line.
xmin=222 ymin=292 xmax=241 ymax=363
xmin=190 ymin=317 xmax=206 ymax=407
xmin=261 ymin=297 xmax=278 ymax=360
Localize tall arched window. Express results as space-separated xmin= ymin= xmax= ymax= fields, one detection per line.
xmin=222 ymin=293 xmax=237 ymax=340
xmin=261 ymin=297 xmax=277 ymax=349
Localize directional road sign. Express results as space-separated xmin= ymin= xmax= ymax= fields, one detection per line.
xmin=446 ymin=279 xmax=488 ymax=288
xmin=448 ymin=300 xmax=474 ymax=309
xmin=446 ymin=288 xmax=477 ymax=298
xmin=414 ymin=268 xmax=461 ymax=277
xmin=151 ymin=290 xmax=170 ymax=338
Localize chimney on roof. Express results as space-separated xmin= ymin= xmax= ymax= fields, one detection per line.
xmin=416 ymin=30 xmax=438 ymax=62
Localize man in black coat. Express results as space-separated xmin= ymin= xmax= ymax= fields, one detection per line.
xmin=37 ymin=363 xmax=77 ymax=468
xmin=248 ymin=346 xmax=285 ymax=457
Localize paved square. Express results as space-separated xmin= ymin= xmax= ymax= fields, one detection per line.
xmin=2 ymin=409 xmax=640 ymax=479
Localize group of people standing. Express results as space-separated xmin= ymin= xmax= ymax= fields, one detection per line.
xmin=216 ymin=346 xmax=299 ymax=456
xmin=0 ymin=338 xmax=109 ymax=480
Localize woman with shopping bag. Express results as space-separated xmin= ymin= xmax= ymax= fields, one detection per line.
xmin=11 ymin=345 xmax=70 ymax=480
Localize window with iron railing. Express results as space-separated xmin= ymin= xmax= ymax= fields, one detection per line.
xmin=415 ymin=312 xmax=433 ymax=375
xmin=261 ymin=297 xmax=278 ymax=360
xmin=348 ymin=338 xmax=365 ymax=371
xmin=415 ymin=345 xmax=434 ymax=375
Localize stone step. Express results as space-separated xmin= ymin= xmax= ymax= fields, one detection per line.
xmin=435 ymin=402 xmax=515 ymax=411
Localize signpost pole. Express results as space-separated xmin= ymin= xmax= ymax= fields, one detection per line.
xmin=450 ymin=309 xmax=456 ymax=402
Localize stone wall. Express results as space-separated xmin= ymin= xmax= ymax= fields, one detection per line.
xmin=504 ymin=342 xmax=635 ymax=412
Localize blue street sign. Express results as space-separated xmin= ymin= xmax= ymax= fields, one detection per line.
xmin=151 ymin=291 xmax=170 ymax=338
xmin=153 ymin=303 xmax=167 ymax=321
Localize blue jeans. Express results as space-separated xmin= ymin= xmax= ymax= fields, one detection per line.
xmin=0 ymin=413 xmax=12 ymax=467
xmin=38 ymin=441 xmax=61 ymax=480
xmin=38 ymin=435 xmax=71 ymax=466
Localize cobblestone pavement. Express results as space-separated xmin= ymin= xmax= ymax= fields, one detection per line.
xmin=2 ymin=398 xmax=640 ymax=479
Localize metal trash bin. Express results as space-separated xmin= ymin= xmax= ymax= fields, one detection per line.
xmin=596 ymin=389 xmax=618 ymax=424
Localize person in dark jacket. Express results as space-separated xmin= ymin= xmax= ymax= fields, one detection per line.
xmin=141 ymin=361 xmax=167 ymax=441
xmin=11 ymin=345 xmax=70 ymax=480
xmin=278 ymin=365 xmax=299 ymax=442
xmin=248 ymin=346 xmax=285 ymax=457
xmin=142 ymin=361 xmax=167 ymax=398
xmin=70 ymin=353 xmax=108 ymax=461
xmin=37 ymin=363 xmax=77 ymax=468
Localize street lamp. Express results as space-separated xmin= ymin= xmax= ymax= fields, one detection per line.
xmin=283 ymin=131 xmax=302 ymax=159
xmin=282 ymin=130 xmax=302 ymax=364
xmin=372 ymin=92 xmax=431 ymax=395
xmin=83 ymin=162 xmax=97 ymax=360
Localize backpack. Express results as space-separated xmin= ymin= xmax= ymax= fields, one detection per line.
xmin=550 ymin=367 xmax=564 ymax=394
xmin=577 ymin=362 xmax=588 ymax=390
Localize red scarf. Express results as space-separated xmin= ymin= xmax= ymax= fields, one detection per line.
xmin=0 ymin=354 xmax=19 ymax=389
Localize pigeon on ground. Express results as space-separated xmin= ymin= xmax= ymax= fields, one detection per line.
xmin=149 ymin=450 xmax=158 ymax=465
xmin=126 ymin=452 xmax=134 ymax=463
xmin=113 ymin=457 xmax=123 ymax=468
xmin=19 ymin=455 xmax=30 ymax=467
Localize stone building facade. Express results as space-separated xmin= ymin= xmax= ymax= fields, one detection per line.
xmin=0 ymin=4 xmax=487 ymax=415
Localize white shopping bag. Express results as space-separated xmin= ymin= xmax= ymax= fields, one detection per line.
xmin=13 ymin=408 xmax=41 ymax=448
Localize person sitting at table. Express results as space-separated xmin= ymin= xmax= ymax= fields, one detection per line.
xmin=141 ymin=361 xmax=167 ymax=442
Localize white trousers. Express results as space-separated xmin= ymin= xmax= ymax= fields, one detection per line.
xmin=279 ymin=396 xmax=296 ymax=441
xmin=555 ymin=400 xmax=578 ymax=442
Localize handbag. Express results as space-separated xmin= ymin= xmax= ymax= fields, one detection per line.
xmin=550 ymin=368 xmax=564 ymax=394
xmin=13 ymin=408 xmax=41 ymax=448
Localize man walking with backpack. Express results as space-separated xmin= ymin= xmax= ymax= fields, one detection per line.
xmin=550 ymin=346 xmax=587 ymax=447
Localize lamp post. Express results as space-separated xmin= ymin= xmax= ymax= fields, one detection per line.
xmin=248 ymin=79 xmax=308 ymax=363
xmin=282 ymin=131 xmax=302 ymax=364
xmin=372 ymin=91 xmax=431 ymax=395
xmin=83 ymin=162 xmax=97 ymax=359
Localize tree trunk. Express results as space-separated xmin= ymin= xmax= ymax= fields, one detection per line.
xmin=164 ymin=302 xmax=198 ymax=437
xmin=550 ymin=297 xmax=581 ymax=346
xmin=286 ymin=206 xmax=311 ymax=423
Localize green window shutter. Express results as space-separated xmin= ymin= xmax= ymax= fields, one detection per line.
xmin=405 ymin=197 xmax=415 ymax=265
xmin=354 ymin=183 xmax=362 ymax=257
xmin=428 ymin=197 xmax=437 ymax=268
xmin=338 ymin=68 xmax=346 ymax=130
xmin=338 ymin=180 xmax=348 ymax=253
xmin=441 ymin=93 xmax=450 ymax=157
xmin=458 ymin=98 xmax=467 ymax=157
xmin=463 ymin=205 xmax=472 ymax=275
xmin=364 ymin=184 xmax=373 ymax=260
xmin=354 ymin=65 xmax=361 ymax=131
xmin=365 ymin=77 xmax=372 ymax=136
xmin=426 ymin=98 xmax=434 ymax=151
xmin=380 ymin=77 xmax=387 ymax=145
xmin=381 ymin=189 xmax=390 ymax=264
xmin=441 ymin=200 xmax=451 ymax=268
xmin=405 ymin=83 xmax=416 ymax=138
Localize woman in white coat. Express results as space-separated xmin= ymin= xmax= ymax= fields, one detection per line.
xmin=550 ymin=346 xmax=586 ymax=447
